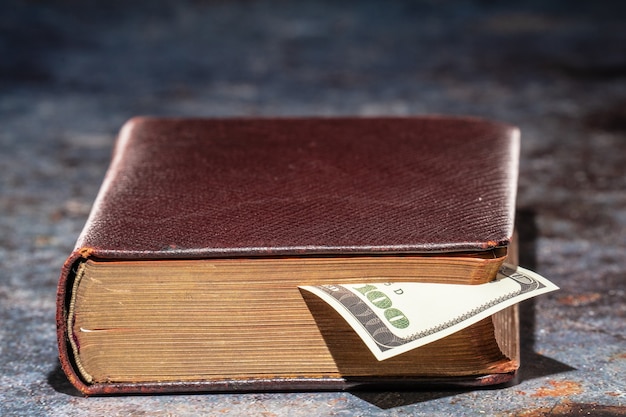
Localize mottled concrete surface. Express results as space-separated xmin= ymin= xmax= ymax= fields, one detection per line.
xmin=1 ymin=1 xmax=625 ymax=415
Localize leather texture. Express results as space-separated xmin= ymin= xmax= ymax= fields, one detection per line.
xmin=75 ymin=116 xmax=520 ymax=258
xmin=57 ymin=116 xmax=520 ymax=395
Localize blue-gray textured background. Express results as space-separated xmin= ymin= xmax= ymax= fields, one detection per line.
xmin=1 ymin=1 xmax=624 ymax=415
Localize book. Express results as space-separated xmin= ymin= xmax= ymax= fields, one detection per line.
xmin=57 ymin=116 xmax=521 ymax=395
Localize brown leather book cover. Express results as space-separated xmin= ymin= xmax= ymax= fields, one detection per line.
xmin=57 ymin=116 xmax=520 ymax=395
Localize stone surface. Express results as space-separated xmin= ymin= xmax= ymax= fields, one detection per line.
xmin=1 ymin=0 xmax=624 ymax=415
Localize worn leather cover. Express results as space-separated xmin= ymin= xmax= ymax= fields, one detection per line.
xmin=57 ymin=116 xmax=520 ymax=395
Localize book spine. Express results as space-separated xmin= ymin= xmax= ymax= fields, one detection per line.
xmin=56 ymin=251 xmax=92 ymax=395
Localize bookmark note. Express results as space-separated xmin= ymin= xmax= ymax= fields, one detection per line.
xmin=300 ymin=265 xmax=558 ymax=361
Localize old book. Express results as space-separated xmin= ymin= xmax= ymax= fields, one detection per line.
xmin=57 ymin=116 xmax=521 ymax=395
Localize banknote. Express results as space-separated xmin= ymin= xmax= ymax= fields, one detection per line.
xmin=300 ymin=264 xmax=558 ymax=361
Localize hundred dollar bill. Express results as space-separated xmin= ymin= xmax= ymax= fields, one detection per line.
xmin=300 ymin=264 xmax=558 ymax=361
